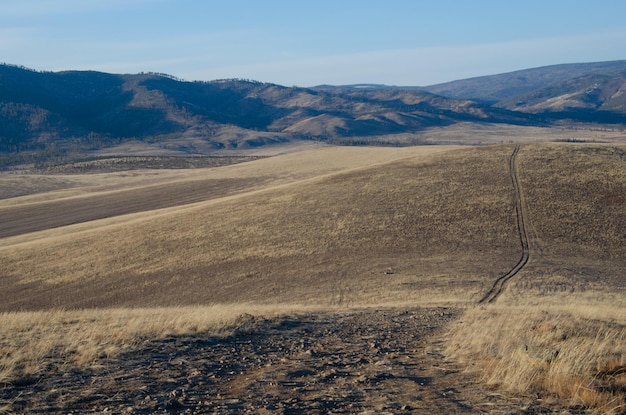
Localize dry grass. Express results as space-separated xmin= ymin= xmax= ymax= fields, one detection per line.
xmin=0 ymin=303 xmax=320 ymax=387
xmin=0 ymin=145 xmax=518 ymax=310
xmin=419 ymin=122 xmax=626 ymax=145
xmin=443 ymin=142 xmax=626 ymax=413
xmin=1 ymin=139 xmax=625 ymax=412
xmin=519 ymin=143 xmax=626 ymax=265
xmin=446 ymin=299 xmax=626 ymax=414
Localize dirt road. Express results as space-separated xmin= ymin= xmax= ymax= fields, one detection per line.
xmin=479 ymin=145 xmax=530 ymax=303
xmin=2 ymin=308 xmax=568 ymax=414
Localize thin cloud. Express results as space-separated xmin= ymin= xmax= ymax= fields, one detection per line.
xmin=180 ymin=30 xmax=626 ymax=86
xmin=0 ymin=0 xmax=158 ymax=17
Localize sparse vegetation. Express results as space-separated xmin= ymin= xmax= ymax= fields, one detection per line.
xmin=0 ymin=141 xmax=624 ymax=413
xmin=0 ymin=304 xmax=317 ymax=388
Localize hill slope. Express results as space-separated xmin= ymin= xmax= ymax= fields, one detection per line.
xmin=0 ymin=65 xmax=520 ymax=159
xmin=423 ymin=60 xmax=626 ymax=117
xmin=0 ymin=143 xmax=623 ymax=311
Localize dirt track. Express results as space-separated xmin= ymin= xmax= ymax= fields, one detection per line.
xmin=2 ymin=308 xmax=573 ymax=414
xmin=479 ymin=145 xmax=530 ymax=303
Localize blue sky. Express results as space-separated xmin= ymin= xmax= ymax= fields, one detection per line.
xmin=2 ymin=0 xmax=626 ymax=86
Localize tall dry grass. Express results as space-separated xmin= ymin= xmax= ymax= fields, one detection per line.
xmin=446 ymin=300 xmax=626 ymax=414
xmin=0 ymin=304 xmax=316 ymax=387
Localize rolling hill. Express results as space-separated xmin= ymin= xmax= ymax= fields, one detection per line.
xmin=1 ymin=132 xmax=625 ymax=412
xmin=422 ymin=60 xmax=626 ymax=117
xmin=1 ymin=143 xmax=624 ymax=310
xmin=0 ymin=64 xmax=518 ymax=160
xmin=3 ymin=60 xmax=626 ymax=169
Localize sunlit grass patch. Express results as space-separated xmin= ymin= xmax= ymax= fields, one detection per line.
xmin=446 ymin=301 xmax=626 ymax=414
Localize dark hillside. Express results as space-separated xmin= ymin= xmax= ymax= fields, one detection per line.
xmin=0 ymin=66 xmax=181 ymax=149
xmin=1 ymin=61 xmax=625 ymax=168
xmin=0 ymin=64 xmax=532 ymax=163
xmin=141 ymin=78 xmax=289 ymax=130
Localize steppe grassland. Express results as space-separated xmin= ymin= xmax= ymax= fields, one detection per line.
xmin=418 ymin=122 xmax=626 ymax=145
xmin=0 ymin=145 xmax=448 ymax=203
xmin=1 ymin=145 xmax=477 ymax=387
xmin=447 ymin=143 xmax=626 ymax=413
xmin=0 ymin=145 xmax=518 ymax=309
xmin=1 ymin=142 xmax=625 ymax=412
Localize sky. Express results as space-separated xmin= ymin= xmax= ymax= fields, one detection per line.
xmin=1 ymin=0 xmax=626 ymax=87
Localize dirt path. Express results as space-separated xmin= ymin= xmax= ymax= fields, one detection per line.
xmin=479 ymin=145 xmax=530 ymax=303
xmin=1 ymin=307 xmax=563 ymax=414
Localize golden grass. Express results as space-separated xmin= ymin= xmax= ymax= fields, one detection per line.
xmin=0 ymin=303 xmax=323 ymax=387
xmin=1 ymin=140 xmax=625 ymax=411
xmin=446 ymin=295 xmax=626 ymax=414
xmin=442 ymin=142 xmax=626 ymax=413
xmin=1 ymin=143 xmax=624 ymax=310
xmin=0 ymin=145 xmax=518 ymax=310
xmin=0 ymin=145 xmax=449 ymax=203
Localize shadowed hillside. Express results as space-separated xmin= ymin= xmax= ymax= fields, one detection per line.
xmin=0 ymin=64 xmax=524 ymax=164
xmin=4 ymin=61 xmax=626 ymax=169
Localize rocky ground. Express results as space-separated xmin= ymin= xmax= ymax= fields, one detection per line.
xmin=2 ymin=307 xmax=583 ymax=414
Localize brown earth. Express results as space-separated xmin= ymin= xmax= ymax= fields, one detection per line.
xmin=0 ymin=307 xmax=577 ymax=414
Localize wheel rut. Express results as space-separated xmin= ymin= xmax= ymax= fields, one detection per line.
xmin=479 ymin=145 xmax=530 ymax=304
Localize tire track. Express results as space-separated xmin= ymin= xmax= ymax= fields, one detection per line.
xmin=479 ymin=145 xmax=529 ymax=303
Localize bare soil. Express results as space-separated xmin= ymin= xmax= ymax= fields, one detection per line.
xmin=0 ymin=175 xmax=270 ymax=238
xmin=0 ymin=307 xmax=576 ymax=414
xmin=34 ymin=156 xmax=263 ymax=174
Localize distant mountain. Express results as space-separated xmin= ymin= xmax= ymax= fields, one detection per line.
xmin=0 ymin=64 xmax=529 ymax=159
xmin=422 ymin=60 xmax=626 ymax=115
xmin=1 ymin=61 xmax=626 ymax=167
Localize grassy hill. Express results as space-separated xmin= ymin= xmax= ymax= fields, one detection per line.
xmin=1 ymin=140 xmax=625 ymax=412
xmin=1 ymin=143 xmax=623 ymax=310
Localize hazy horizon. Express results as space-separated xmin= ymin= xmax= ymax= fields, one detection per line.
xmin=2 ymin=0 xmax=626 ymax=87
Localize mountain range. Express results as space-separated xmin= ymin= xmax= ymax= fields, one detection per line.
xmin=1 ymin=60 xmax=626 ymax=166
